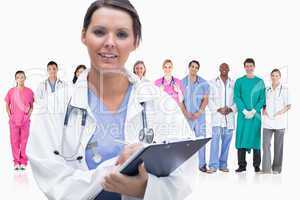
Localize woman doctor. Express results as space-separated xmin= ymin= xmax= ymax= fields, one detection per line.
xmin=27 ymin=1 xmax=197 ymax=200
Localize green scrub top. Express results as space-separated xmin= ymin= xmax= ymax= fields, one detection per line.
xmin=234 ymin=75 xmax=266 ymax=150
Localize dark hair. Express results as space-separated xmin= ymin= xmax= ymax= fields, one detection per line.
xmin=83 ymin=0 xmax=142 ymax=46
xmin=188 ymin=60 xmax=200 ymax=68
xmin=15 ymin=70 xmax=26 ymax=79
xmin=243 ymin=58 xmax=255 ymax=66
xmin=47 ymin=61 xmax=58 ymax=69
xmin=271 ymin=68 xmax=281 ymax=76
xmin=73 ymin=65 xmax=87 ymax=84
xmin=133 ymin=60 xmax=146 ymax=76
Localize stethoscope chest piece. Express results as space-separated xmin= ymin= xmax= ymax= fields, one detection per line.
xmin=139 ymin=128 xmax=155 ymax=144
xmin=92 ymin=153 xmax=102 ymax=163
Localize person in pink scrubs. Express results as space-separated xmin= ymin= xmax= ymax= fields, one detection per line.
xmin=154 ymin=59 xmax=184 ymax=105
xmin=5 ymin=70 xmax=34 ymax=170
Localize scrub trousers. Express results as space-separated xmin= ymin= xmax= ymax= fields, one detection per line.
xmin=237 ymin=148 xmax=261 ymax=169
xmin=9 ymin=121 xmax=30 ymax=166
xmin=209 ymin=127 xmax=233 ymax=170
xmin=262 ymin=128 xmax=285 ymax=173
xmin=188 ymin=120 xmax=206 ymax=169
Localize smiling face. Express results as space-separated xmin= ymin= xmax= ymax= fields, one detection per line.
xmin=163 ymin=62 xmax=173 ymax=76
xmin=244 ymin=62 xmax=255 ymax=75
xmin=81 ymin=7 xmax=136 ymax=70
xmin=271 ymin=71 xmax=281 ymax=85
xmin=47 ymin=64 xmax=58 ymax=79
xmin=219 ymin=63 xmax=229 ymax=77
xmin=134 ymin=63 xmax=146 ymax=78
xmin=15 ymin=73 xmax=26 ymax=87
xmin=188 ymin=62 xmax=199 ymax=76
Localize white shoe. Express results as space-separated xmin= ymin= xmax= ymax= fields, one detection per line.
xmin=19 ymin=164 xmax=26 ymax=170
xmin=14 ymin=165 xmax=20 ymax=170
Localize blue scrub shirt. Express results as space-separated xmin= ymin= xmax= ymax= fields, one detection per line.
xmin=181 ymin=75 xmax=209 ymax=128
xmin=85 ymin=84 xmax=132 ymax=170
xmin=48 ymin=80 xmax=56 ymax=93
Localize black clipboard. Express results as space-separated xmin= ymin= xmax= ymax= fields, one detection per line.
xmin=94 ymin=138 xmax=211 ymax=199
xmin=119 ymin=137 xmax=211 ymax=177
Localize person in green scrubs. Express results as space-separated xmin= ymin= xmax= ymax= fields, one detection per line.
xmin=234 ymin=58 xmax=266 ymax=173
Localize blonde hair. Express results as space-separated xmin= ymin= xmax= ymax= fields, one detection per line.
xmin=162 ymin=59 xmax=173 ymax=68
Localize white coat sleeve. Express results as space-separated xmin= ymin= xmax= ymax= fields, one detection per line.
xmin=142 ymin=92 xmax=198 ymax=200
xmin=27 ymin=87 xmax=109 ymax=200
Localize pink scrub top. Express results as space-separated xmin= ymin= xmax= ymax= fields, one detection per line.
xmin=5 ymin=87 xmax=34 ymax=126
xmin=154 ymin=76 xmax=184 ymax=104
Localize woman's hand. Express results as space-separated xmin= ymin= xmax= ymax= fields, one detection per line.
xmin=115 ymin=143 xmax=143 ymax=166
xmin=102 ymin=164 xmax=148 ymax=198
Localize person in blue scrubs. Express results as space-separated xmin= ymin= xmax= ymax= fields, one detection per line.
xmin=181 ymin=60 xmax=209 ymax=172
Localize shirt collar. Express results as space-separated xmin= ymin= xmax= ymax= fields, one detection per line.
xmin=187 ymin=75 xmax=201 ymax=84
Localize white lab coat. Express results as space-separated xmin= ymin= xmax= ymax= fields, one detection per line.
xmin=263 ymin=84 xmax=291 ymax=129
xmin=27 ymin=69 xmax=198 ymax=200
xmin=35 ymin=79 xmax=67 ymax=113
xmin=208 ymin=77 xmax=236 ymax=130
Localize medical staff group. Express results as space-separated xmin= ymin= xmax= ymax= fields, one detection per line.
xmin=5 ymin=58 xmax=291 ymax=174
xmin=4 ymin=0 xmax=291 ymax=199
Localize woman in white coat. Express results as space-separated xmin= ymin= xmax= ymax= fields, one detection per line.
xmin=27 ymin=0 xmax=198 ymax=200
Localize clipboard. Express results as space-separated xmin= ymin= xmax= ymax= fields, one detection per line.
xmin=119 ymin=137 xmax=211 ymax=177
xmin=94 ymin=138 xmax=211 ymax=199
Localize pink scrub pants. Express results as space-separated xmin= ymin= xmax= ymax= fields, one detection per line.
xmin=9 ymin=121 xmax=30 ymax=166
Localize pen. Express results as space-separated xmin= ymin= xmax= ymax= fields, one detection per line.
xmin=114 ymin=139 xmax=131 ymax=145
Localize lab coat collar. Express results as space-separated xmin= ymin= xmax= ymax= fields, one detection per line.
xmin=267 ymin=83 xmax=282 ymax=91
xmin=215 ymin=76 xmax=233 ymax=87
xmin=69 ymin=68 xmax=157 ymax=119
xmin=216 ymin=76 xmax=232 ymax=82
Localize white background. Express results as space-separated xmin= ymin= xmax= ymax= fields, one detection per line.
xmin=0 ymin=0 xmax=299 ymax=199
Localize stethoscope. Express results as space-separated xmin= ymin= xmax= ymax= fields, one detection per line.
xmin=45 ymin=79 xmax=63 ymax=92
xmin=267 ymin=85 xmax=282 ymax=97
xmin=161 ymin=76 xmax=175 ymax=86
xmin=53 ymin=101 xmax=154 ymax=162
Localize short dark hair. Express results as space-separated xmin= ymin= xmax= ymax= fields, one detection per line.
xmin=73 ymin=65 xmax=87 ymax=84
xmin=243 ymin=58 xmax=255 ymax=66
xmin=271 ymin=68 xmax=281 ymax=76
xmin=83 ymin=0 xmax=142 ymax=46
xmin=133 ymin=60 xmax=146 ymax=76
xmin=15 ymin=70 xmax=26 ymax=78
xmin=47 ymin=61 xmax=58 ymax=69
xmin=188 ymin=60 xmax=200 ymax=68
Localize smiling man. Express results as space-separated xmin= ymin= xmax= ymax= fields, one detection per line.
xmin=234 ymin=58 xmax=266 ymax=173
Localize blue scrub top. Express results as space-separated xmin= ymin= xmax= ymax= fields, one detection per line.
xmin=181 ymin=75 xmax=209 ymax=125
xmin=85 ymin=84 xmax=133 ymax=170
xmin=48 ymin=80 xmax=56 ymax=93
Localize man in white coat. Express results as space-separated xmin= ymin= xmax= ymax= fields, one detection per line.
xmin=207 ymin=63 xmax=236 ymax=173
xmin=35 ymin=61 xmax=66 ymax=113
